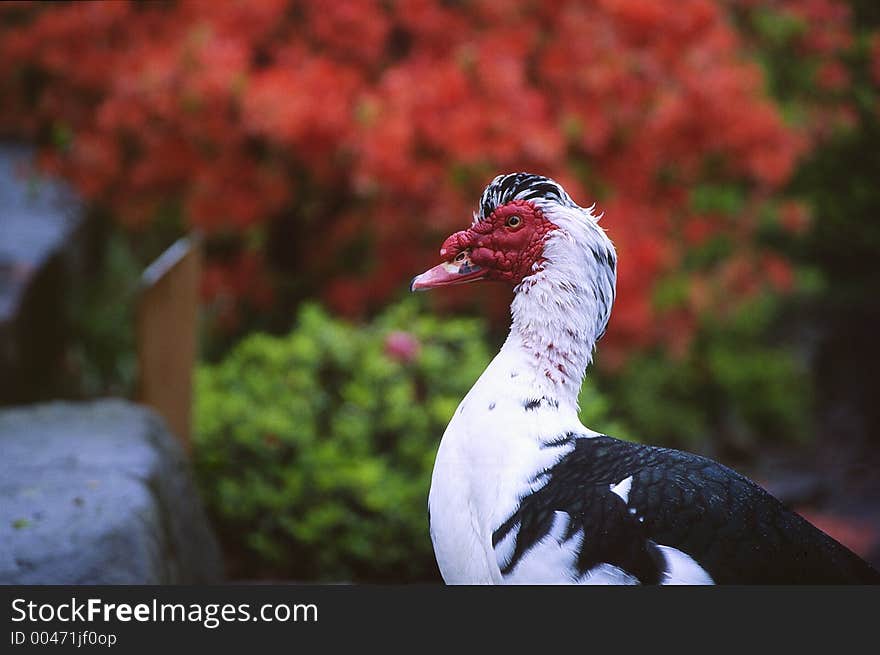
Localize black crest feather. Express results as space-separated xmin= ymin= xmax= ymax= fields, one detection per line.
xmin=478 ymin=172 xmax=576 ymax=221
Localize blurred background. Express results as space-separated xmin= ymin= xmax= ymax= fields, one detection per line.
xmin=1 ymin=0 xmax=878 ymax=583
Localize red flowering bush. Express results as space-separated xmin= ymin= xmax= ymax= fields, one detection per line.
xmin=0 ymin=0 xmax=873 ymax=360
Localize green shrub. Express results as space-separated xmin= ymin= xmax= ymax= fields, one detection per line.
xmin=604 ymin=293 xmax=812 ymax=456
xmin=193 ymin=299 xmax=493 ymax=582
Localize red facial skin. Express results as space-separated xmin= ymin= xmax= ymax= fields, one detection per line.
xmin=440 ymin=200 xmax=559 ymax=285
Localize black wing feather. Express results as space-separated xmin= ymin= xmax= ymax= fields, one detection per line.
xmin=492 ymin=435 xmax=880 ymax=584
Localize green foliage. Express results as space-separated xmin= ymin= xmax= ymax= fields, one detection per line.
xmin=752 ymin=7 xmax=807 ymax=47
xmin=604 ymin=294 xmax=811 ymax=455
xmin=689 ymin=183 xmax=746 ymax=216
xmin=577 ymin=375 xmax=636 ymax=444
xmin=193 ymin=299 xmax=492 ymax=582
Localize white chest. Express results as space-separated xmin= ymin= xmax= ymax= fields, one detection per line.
xmin=427 ymin=347 xmax=586 ymax=584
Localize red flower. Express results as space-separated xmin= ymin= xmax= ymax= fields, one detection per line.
xmin=779 ymin=201 xmax=812 ymax=235
xmin=762 ymin=254 xmax=795 ymax=293
xmin=1 ymin=0 xmax=856 ymax=355
xmin=816 ymin=61 xmax=850 ymax=92
xmin=384 ymin=331 xmax=421 ymax=364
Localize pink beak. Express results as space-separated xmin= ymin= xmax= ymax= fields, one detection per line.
xmin=410 ymin=253 xmax=487 ymax=291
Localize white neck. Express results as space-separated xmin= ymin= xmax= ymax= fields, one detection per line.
xmin=500 ymin=202 xmax=616 ymax=408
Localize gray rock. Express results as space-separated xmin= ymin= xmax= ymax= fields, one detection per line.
xmin=0 ymin=400 xmax=224 ymax=584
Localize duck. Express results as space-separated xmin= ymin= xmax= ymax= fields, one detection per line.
xmin=411 ymin=172 xmax=880 ymax=584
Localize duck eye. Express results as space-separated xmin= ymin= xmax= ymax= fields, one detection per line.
xmin=454 ymin=251 xmax=467 ymax=263
xmin=506 ymin=215 xmax=522 ymax=228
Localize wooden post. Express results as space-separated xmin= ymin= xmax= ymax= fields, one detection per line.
xmin=136 ymin=236 xmax=201 ymax=451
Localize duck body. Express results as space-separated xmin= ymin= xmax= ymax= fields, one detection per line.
xmin=429 ymin=339 xmax=879 ymax=585
xmin=415 ymin=172 xmax=880 ymax=585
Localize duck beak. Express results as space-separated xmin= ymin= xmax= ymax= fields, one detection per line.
xmin=410 ymin=253 xmax=487 ymax=291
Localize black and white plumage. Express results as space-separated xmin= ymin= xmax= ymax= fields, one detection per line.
xmin=412 ymin=172 xmax=880 ymax=585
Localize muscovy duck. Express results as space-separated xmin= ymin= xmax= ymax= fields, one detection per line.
xmin=412 ymin=172 xmax=880 ymax=585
